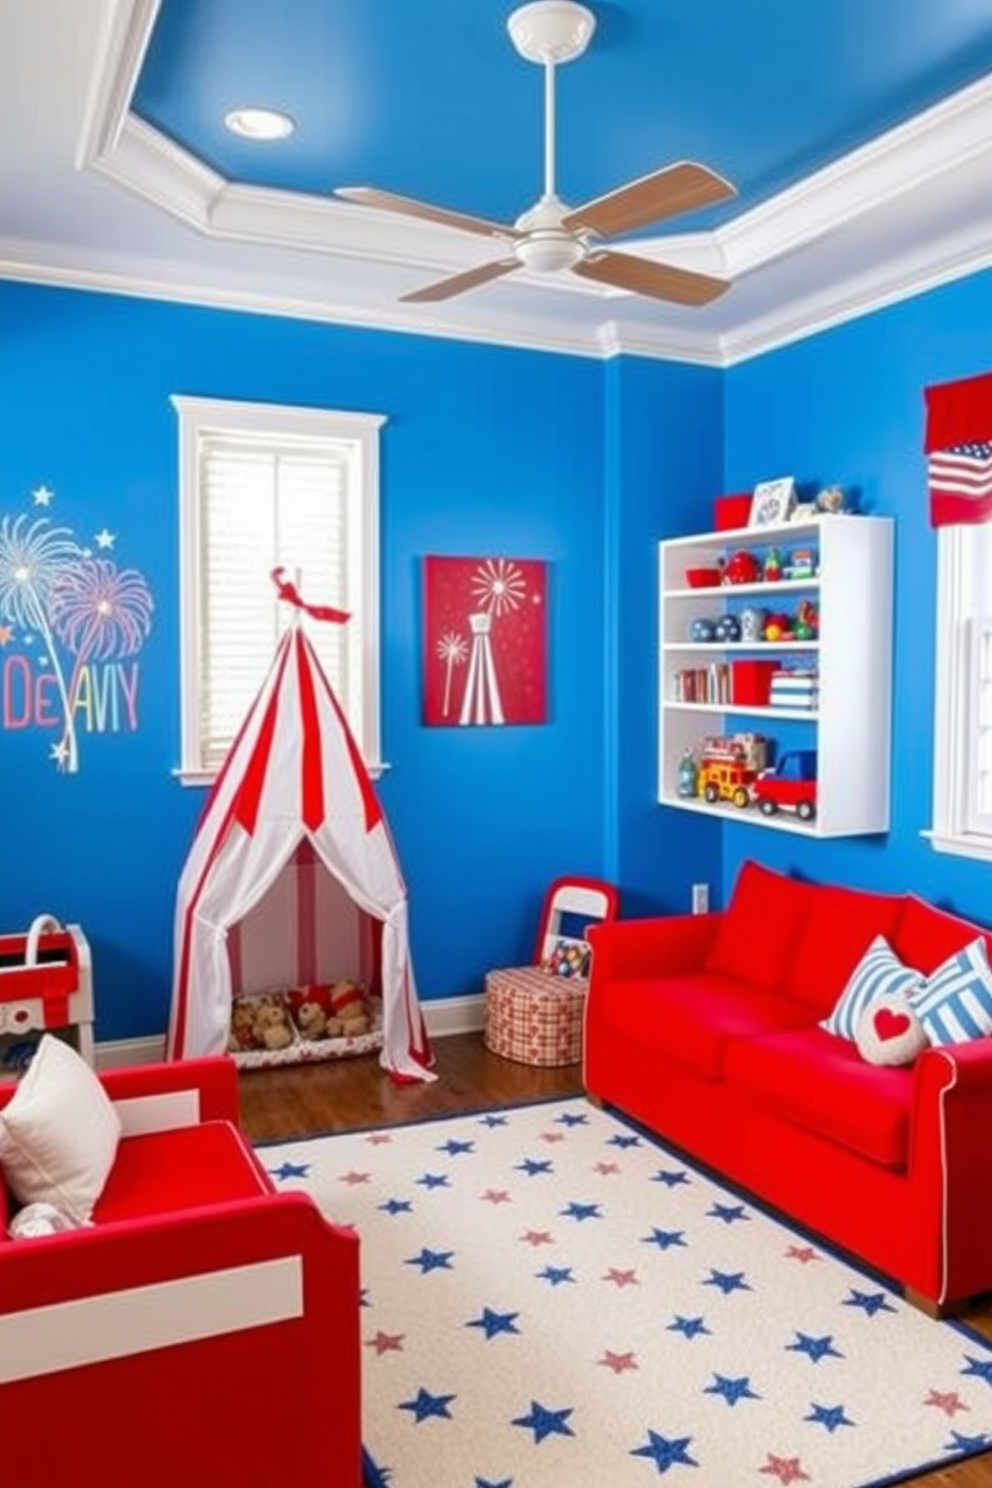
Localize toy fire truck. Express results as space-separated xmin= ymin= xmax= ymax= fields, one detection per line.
xmin=697 ymin=733 xmax=769 ymax=809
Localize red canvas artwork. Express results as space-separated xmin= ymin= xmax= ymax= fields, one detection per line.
xmin=423 ymin=556 xmax=547 ymax=726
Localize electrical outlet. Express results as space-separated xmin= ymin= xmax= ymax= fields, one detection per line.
xmin=691 ymin=882 xmax=710 ymax=915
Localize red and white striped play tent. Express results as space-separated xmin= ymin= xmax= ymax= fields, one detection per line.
xmin=168 ymin=571 xmax=434 ymax=1082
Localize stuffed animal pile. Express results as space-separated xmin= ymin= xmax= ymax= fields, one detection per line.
xmin=227 ymin=992 xmax=296 ymax=1054
xmin=228 ymin=980 xmax=375 ymax=1054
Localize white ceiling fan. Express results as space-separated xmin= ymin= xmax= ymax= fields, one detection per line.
xmin=334 ymin=1 xmax=736 ymax=307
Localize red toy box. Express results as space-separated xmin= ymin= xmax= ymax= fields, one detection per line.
xmin=730 ymin=659 xmax=779 ymax=706
xmin=715 ymin=492 xmax=753 ymax=531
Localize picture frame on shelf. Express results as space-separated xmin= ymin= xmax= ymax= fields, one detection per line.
xmin=749 ymin=476 xmax=796 ymax=529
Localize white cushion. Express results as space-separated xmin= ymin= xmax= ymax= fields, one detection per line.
xmin=855 ymin=993 xmax=929 ymax=1067
xmin=821 ymin=935 xmax=923 ymax=1041
xmin=0 ymin=1035 xmax=121 ymax=1223
xmin=912 ymin=938 xmax=992 ymax=1047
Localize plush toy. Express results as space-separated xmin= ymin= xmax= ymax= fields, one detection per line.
xmin=329 ymin=978 xmax=370 ymax=1037
xmin=252 ymin=995 xmax=295 ymax=1052
xmin=9 ymin=1201 xmax=85 ymax=1239
xmin=227 ymin=999 xmax=257 ymax=1053
xmin=294 ymin=999 xmax=328 ymax=1041
xmin=287 ymin=984 xmax=333 ymax=1042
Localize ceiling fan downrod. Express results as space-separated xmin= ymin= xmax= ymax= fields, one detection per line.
xmin=507 ymin=2 xmax=596 ymax=271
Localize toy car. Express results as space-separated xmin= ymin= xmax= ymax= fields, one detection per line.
xmin=751 ymin=749 xmax=818 ymax=820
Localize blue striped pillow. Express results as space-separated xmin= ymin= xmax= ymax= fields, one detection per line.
xmin=821 ymin=935 xmax=923 ymax=1041
xmin=911 ymin=938 xmax=992 ymax=1046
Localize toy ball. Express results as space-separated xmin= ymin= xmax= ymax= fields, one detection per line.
xmin=714 ymin=614 xmax=742 ymax=642
xmin=689 ymin=617 xmax=716 ymax=643
xmin=722 ymin=550 xmax=762 ymax=585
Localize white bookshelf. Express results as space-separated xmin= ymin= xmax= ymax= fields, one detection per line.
xmin=658 ymin=514 xmax=893 ymax=837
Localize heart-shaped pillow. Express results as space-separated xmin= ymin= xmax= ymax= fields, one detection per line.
xmin=855 ymin=993 xmax=928 ymax=1067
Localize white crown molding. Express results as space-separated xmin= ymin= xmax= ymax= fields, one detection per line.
xmin=88 ymin=105 xmax=226 ymax=229
xmin=715 ymin=71 xmax=992 ymax=278
xmin=5 ymin=215 xmax=988 ymax=371
xmin=595 ymin=316 xmax=725 ymax=367
xmin=719 ymin=212 xmax=992 ymax=367
xmin=0 ymin=235 xmax=617 ymax=360
xmin=53 ymin=8 xmax=992 ymax=365
xmin=76 ymin=0 xmax=161 ymax=168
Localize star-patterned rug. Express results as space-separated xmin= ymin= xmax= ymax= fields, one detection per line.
xmin=260 ymin=1097 xmax=992 ymax=1487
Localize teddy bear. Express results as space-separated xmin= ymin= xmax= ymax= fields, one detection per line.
xmin=227 ymin=998 xmax=257 ymax=1053
xmin=329 ymin=978 xmax=370 ymax=1037
xmin=251 ymin=994 xmax=295 ymax=1052
xmin=294 ymin=998 xmax=329 ymax=1041
xmin=287 ymin=983 xmax=336 ymax=1041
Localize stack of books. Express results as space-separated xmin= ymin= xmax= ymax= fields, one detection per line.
xmin=675 ymin=663 xmax=731 ymax=704
xmin=770 ymin=667 xmax=819 ymax=710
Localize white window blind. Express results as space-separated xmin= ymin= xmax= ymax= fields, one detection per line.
xmin=198 ymin=436 xmax=350 ymax=770
xmin=965 ymin=617 xmax=992 ymax=834
xmin=173 ymin=396 xmax=385 ymax=784
xmin=929 ymin=522 xmax=992 ymax=859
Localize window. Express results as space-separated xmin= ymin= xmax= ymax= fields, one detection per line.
xmin=173 ymin=395 xmax=385 ymax=783
xmin=929 ymin=522 xmax=992 ymax=859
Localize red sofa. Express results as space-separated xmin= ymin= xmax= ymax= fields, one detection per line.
xmin=583 ymin=860 xmax=992 ymax=1314
xmin=0 ymin=1057 xmax=361 ymax=1488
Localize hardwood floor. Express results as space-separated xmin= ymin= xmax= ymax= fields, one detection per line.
xmin=238 ymin=1033 xmax=992 ymax=1488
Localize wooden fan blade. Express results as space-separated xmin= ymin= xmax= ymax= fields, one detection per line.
xmin=562 ymin=161 xmax=736 ymax=239
xmin=336 ymin=187 xmax=517 ymax=242
xmin=400 ymin=259 xmax=521 ymax=304
xmin=573 ymin=249 xmax=730 ymax=306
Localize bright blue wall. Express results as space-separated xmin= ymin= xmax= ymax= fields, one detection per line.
xmin=6 ymin=268 xmax=986 ymax=1045
xmin=0 ymin=280 xmax=640 ymax=1040
xmin=721 ymin=267 xmax=992 ymax=919
xmin=605 ymin=356 xmax=723 ymax=917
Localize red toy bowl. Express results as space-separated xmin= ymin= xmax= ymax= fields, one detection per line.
xmin=685 ymin=567 xmax=722 ymax=589
xmin=714 ymin=493 xmax=754 ymax=531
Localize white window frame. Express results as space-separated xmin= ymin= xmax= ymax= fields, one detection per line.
xmin=172 ymin=394 xmax=386 ymax=785
xmin=927 ymin=523 xmax=992 ymax=860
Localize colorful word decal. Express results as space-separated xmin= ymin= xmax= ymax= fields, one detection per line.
xmin=0 ymin=486 xmax=154 ymax=772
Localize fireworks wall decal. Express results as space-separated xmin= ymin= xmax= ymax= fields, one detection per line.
xmin=0 ymin=491 xmax=154 ymax=772
xmin=423 ymin=556 xmax=547 ymax=727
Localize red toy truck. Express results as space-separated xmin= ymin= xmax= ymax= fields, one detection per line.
xmin=750 ymin=749 xmax=818 ymax=820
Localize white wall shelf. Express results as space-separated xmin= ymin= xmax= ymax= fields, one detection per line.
xmin=658 ymin=514 xmax=893 ymax=838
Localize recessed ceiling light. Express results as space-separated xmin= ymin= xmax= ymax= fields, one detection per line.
xmin=224 ymin=108 xmax=295 ymax=141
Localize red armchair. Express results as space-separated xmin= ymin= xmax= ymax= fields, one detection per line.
xmin=0 ymin=1057 xmax=361 ymax=1488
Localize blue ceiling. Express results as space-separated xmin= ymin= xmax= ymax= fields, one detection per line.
xmin=134 ymin=0 xmax=992 ymax=232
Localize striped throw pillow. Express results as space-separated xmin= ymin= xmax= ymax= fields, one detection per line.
xmin=821 ymin=935 xmax=923 ymax=1041
xmin=912 ymin=938 xmax=992 ymax=1046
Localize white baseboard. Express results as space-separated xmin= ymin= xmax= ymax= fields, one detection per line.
xmin=94 ymin=995 xmax=485 ymax=1070
xmin=95 ymin=1035 xmax=166 ymax=1070
xmin=421 ymin=993 xmax=486 ymax=1038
